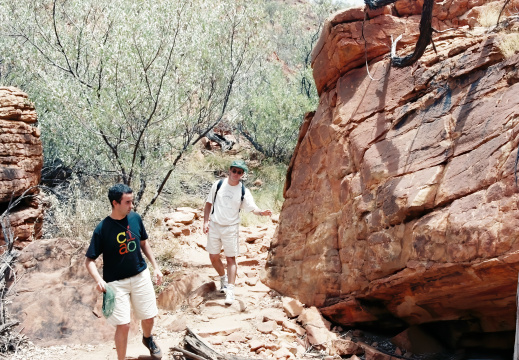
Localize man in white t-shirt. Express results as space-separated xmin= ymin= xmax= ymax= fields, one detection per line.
xmin=203 ymin=159 xmax=272 ymax=305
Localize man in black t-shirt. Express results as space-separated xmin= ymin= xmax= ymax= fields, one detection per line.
xmin=85 ymin=184 xmax=163 ymax=360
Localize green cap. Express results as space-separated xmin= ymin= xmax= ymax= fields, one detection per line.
xmin=230 ymin=159 xmax=248 ymax=173
xmin=102 ymin=284 xmax=116 ymax=318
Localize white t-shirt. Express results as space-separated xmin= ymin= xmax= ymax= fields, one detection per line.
xmin=206 ymin=178 xmax=259 ymax=226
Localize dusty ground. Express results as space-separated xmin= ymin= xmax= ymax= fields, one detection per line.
xmin=7 ymin=216 xmax=312 ymax=360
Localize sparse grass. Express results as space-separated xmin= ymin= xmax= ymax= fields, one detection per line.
xmin=497 ymin=32 xmax=519 ymax=58
xmin=153 ymin=237 xmax=180 ymax=265
xmin=157 ymin=150 xmax=238 ymax=210
xmin=240 ymin=161 xmax=287 ymax=227
xmin=478 ymin=2 xmax=502 ymax=27
xmin=157 ymin=149 xmax=287 ymax=227
xmin=41 ymin=149 xmax=287 ymax=252
xmin=478 ymin=1 xmax=519 ymax=28
xmin=42 ymin=176 xmax=108 ymax=243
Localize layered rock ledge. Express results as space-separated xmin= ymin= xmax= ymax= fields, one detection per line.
xmin=264 ymin=0 xmax=519 ymax=342
xmin=0 ymin=87 xmax=43 ymax=245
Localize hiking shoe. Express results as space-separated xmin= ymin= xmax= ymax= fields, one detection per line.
xmin=219 ymin=274 xmax=228 ymax=293
xmin=225 ymin=284 xmax=235 ymax=305
xmin=142 ymin=335 xmax=162 ymax=359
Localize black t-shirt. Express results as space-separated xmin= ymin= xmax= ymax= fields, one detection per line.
xmin=86 ymin=212 xmax=148 ymax=282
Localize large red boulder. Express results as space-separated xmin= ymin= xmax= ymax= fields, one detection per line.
xmin=265 ymin=0 xmax=519 ymax=340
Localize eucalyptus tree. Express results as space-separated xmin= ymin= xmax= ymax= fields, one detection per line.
xmin=0 ymin=0 xmax=265 ymax=214
xmin=237 ymin=0 xmax=354 ymax=164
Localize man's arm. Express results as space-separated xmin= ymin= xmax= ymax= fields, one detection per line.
xmin=252 ymin=208 xmax=272 ymax=216
xmin=85 ymin=257 xmax=107 ymax=293
xmin=242 ymin=188 xmax=272 ymax=217
xmin=141 ymin=240 xmax=163 ymax=285
xmin=203 ymin=201 xmax=212 ymax=234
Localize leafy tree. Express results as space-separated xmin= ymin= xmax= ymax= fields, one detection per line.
xmin=237 ymin=0 xmax=353 ymax=163
xmin=0 ymin=0 xmax=265 ymax=214
xmin=238 ymin=64 xmax=316 ymax=163
xmin=0 ymin=0 xmax=358 ymax=217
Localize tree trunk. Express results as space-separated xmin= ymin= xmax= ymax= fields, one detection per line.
xmin=364 ymin=0 xmax=435 ymax=67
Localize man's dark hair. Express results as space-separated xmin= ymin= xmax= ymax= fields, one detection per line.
xmin=108 ymin=184 xmax=133 ymax=208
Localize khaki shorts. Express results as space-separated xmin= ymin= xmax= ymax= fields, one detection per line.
xmin=106 ymin=267 xmax=158 ymax=326
xmin=207 ymin=222 xmax=240 ymax=257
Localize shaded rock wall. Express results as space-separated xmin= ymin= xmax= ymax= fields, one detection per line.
xmin=10 ymin=238 xmax=116 ymax=345
xmin=0 ymin=87 xmax=43 ymax=245
xmin=264 ymin=0 xmax=519 ymax=335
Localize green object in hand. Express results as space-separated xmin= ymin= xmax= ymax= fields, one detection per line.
xmin=102 ymin=284 xmax=116 ymax=318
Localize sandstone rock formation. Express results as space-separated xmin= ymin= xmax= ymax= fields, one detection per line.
xmin=10 ymin=238 xmax=115 ymax=346
xmin=0 ymin=87 xmax=43 ymax=246
xmin=264 ymin=0 xmax=519 ymax=346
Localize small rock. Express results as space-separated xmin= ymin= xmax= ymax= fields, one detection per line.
xmin=264 ymin=342 xmax=281 ymax=351
xmin=298 ymin=306 xmax=332 ymax=329
xmin=249 ymin=339 xmax=265 ymax=351
xmin=329 ymin=338 xmax=363 ymax=356
xmin=187 ymin=282 xmax=216 ymax=308
xmin=169 ymin=226 xmax=182 ymax=237
xmin=257 ymin=320 xmax=277 ymax=334
xmin=238 ymin=259 xmax=260 ymax=266
xmin=245 ymin=277 xmax=259 ymax=286
xmin=282 ymin=319 xmax=305 ymax=336
xmin=261 ymin=308 xmax=287 ymax=324
xmin=363 ymin=345 xmax=393 ymax=360
xmin=226 ymin=332 xmax=247 ymax=342
xmin=273 ymin=347 xmax=294 ymax=359
xmin=165 ymin=211 xmax=195 ymax=225
xmin=306 ymin=324 xmax=337 ymax=346
xmin=163 ymin=315 xmax=187 ymax=333
xmin=282 ymin=296 xmax=304 ymax=318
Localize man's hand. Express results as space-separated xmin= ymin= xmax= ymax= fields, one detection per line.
xmin=203 ymin=202 xmax=212 ymax=234
xmin=154 ymin=269 xmax=163 ymax=285
xmin=96 ymin=279 xmax=107 ymax=293
xmin=255 ymin=209 xmax=272 ymax=216
xmin=86 ymin=257 xmax=107 ymax=293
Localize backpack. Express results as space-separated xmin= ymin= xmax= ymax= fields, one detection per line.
xmin=211 ymin=179 xmax=245 ymax=214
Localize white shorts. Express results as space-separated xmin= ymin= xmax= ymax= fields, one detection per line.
xmin=106 ymin=267 xmax=158 ymax=326
xmin=207 ymin=222 xmax=240 ymax=257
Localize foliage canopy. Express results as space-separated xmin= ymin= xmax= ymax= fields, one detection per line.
xmin=0 ymin=0 xmax=355 ymax=214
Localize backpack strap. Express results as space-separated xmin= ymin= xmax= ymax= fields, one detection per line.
xmin=211 ymin=179 xmax=224 ymax=215
xmin=211 ymin=179 xmax=246 ymax=214
xmin=239 ymin=181 xmax=245 ymax=212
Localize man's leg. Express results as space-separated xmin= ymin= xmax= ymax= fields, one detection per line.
xmin=131 ymin=269 xmax=162 ymax=359
xmin=141 ymin=317 xmax=162 ymax=359
xmin=142 ymin=317 xmax=154 ymax=337
xmin=221 ymin=224 xmax=239 ymax=304
xmin=114 ymin=323 xmax=130 ymax=360
xmin=226 ymin=256 xmax=237 ymax=285
xmin=224 ymin=256 xmax=237 ymax=305
xmin=209 ymin=253 xmax=226 ymax=276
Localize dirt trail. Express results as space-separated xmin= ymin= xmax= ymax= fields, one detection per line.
xmin=10 ymin=218 xmax=293 ymax=360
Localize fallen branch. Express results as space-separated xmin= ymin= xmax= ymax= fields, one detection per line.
xmin=0 ymin=322 xmax=19 ymax=335
xmin=172 ymin=346 xmax=209 ymax=360
xmin=183 ymin=327 xmax=260 ymax=360
xmin=0 ymin=189 xmax=37 ymax=353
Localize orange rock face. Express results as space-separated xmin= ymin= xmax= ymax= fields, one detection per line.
xmin=311 ymin=0 xmax=489 ymax=95
xmin=265 ymin=2 xmax=519 ymax=335
xmin=0 ymin=87 xmax=43 ymax=245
